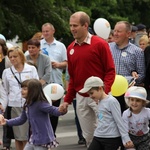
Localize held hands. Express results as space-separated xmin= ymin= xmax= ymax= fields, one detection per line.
xmin=58 ymin=102 xmax=69 ymax=114
xmin=0 ymin=114 xmax=4 ymax=121
xmin=124 ymin=141 xmax=134 ymax=149
xmin=0 ymin=114 xmax=6 ymax=125
xmin=0 ymin=104 xmax=4 ymax=114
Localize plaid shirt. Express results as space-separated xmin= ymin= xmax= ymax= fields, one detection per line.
xmin=109 ymin=42 xmax=145 ymax=84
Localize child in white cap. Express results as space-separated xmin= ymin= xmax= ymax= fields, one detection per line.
xmin=122 ymin=86 xmax=150 ymax=150
xmin=79 ymin=76 xmax=134 ymax=150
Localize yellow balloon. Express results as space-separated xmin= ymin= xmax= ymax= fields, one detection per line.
xmin=111 ymin=75 xmax=128 ymax=96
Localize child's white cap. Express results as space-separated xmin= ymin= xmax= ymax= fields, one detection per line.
xmin=79 ymin=76 xmax=104 ymax=93
xmin=124 ymin=86 xmax=149 ymax=106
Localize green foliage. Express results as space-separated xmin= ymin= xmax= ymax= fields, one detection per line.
xmin=0 ymin=0 xmax=150 ymax=44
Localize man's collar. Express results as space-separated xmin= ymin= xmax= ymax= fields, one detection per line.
xmin=115 ymin=42 xmax=131 ymax=50
xmin=42 ymin=38 xmax=56 ymax=45
xmin=74 ymin=33 xmax=92 ymax=46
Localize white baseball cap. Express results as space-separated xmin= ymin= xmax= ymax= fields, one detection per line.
xmin=124 ymin=86 xmax=149 ymax=107
xmin=79 ymin=76 xmax=104 ymax=93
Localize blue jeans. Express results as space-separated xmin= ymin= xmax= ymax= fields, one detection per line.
xmin=24 ymin=142 xmax=48 ymax=150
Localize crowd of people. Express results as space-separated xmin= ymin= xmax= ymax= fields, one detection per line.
xmin=0 ymin=10 xmax=150 ymax=150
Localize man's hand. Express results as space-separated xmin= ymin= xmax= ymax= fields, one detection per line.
xmin=59 ymin=102 xmax=69 ymax=113
xmin=131 ymin=71 xmax=139 ymax=79
xmin=51 ymin=61 xmax=60 ymax=69
xmin=0 ymin=103 xmax=4 ymax=114
xmin=0 ymin=114 xmax=6 ymax=125
xmin=59 ymin=104 xmax=68 ymax=114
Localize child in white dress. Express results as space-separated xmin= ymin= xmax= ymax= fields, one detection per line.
xmin=123 ymin=86 xmax=150 ymax=150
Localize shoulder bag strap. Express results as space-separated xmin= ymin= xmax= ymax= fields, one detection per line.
xmin=10 ymin=67 xmax=21 ymax=85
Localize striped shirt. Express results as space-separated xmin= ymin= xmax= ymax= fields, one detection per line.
xmin=109 ymin=42 xmax=145 ymax=84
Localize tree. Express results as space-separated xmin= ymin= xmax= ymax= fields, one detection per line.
xmin=0 ymin=0 xmax=72 ymax=43
xmin=0 ymin=0 xmax=150 ymax=45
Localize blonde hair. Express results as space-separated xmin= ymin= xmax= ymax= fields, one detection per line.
xmin=139 ymin=35 xmax=149 ymax=44
xmin=7 ymin=46 xmax=26 ymax=65
xmin=32 ymin=32 xmax=43 ymax=40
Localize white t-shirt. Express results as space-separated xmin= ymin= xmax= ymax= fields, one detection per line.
xmin=122 ymin=107 xmax=150 ymax=136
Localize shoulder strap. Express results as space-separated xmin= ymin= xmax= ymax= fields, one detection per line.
xmin=10 ymin=67 xmax=21 ymax=85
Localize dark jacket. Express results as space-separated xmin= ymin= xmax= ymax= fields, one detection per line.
xmin=144 ymin=46 xmax=150 ymax=89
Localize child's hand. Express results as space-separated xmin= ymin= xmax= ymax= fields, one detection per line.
xmin=124 ymin=141 xmax=134 ymax=149
xmin=59 ymin=104 xmax=68 ymax=114
xmin=0 ymin=114 xmax=6 ymax=125
xmin=0 ymin=119 xmax=6 ymax=125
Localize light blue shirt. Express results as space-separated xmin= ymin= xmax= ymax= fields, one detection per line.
xmin=40 ymin=38 xmax=67 ymax=85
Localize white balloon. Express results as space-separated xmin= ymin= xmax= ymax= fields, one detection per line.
xmin=44 ymin=93 xmax=52 ymax=105
xmin=43 ymin=83 xmax=64 ymax=101
xmin=6 ymin=43 xmax=13 ymax=49
xmin=0 ymin=34 xmax=6 ymax=41
xmin=24 ymin=50 xmax=29 ymax=56
xmin=93 ymin=18 xmax=111 ymax=39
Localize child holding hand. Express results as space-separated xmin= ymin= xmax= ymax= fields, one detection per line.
xmin=79 ymin=76 xmax=134 ymax=150
xmin=0 ymin=79 xmax=66 ymax=150
xmin=122 ymin=86 xmax=150 ymax=150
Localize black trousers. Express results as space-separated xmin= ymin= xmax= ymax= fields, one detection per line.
xmin=88 ymin=136 xmax=122 ymax=150
xmin=50 ymin=99 xmax=61 ymax=136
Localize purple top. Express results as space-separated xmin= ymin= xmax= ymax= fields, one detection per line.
xmin=7 ymin=101 xmax=63 ymax=145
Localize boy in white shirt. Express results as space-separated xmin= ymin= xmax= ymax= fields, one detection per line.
xmin=79 ymin=76 xmax=134 ymax=150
